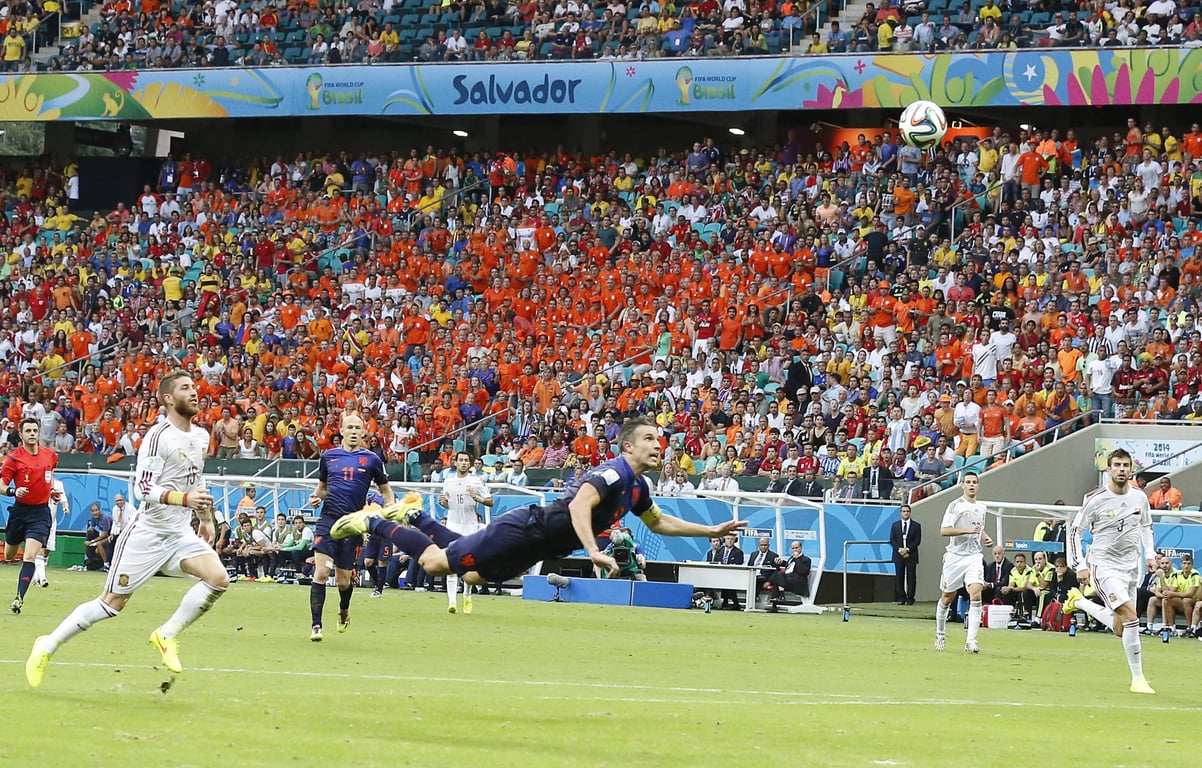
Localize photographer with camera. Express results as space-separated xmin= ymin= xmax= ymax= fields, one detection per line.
xmin=602 ymin=526 xmax=647 ymax=581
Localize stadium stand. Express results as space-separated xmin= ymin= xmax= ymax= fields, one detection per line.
xmin=39 ymin=0 xmax=1202 ymax=70
xmin=1 ymin=121 xmax=1201 ymax=503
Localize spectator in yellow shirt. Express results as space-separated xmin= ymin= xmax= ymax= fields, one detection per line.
xmin=2 ymin=29 xmax=25 ymax=70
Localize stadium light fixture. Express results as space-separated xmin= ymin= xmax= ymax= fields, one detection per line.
xmin=452 ymin=129 xmax=469 ymax=138
xmin=1019 ymin=123 xmax=1031 ymax=131
xmin=728 ymin=127 xmax=746 ymax=136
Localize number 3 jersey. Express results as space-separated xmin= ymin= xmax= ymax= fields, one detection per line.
xmin=133 ymin=420 xmax=211 ymax=535
xmin=1068 ymin=485 xmax=1155 ymax=572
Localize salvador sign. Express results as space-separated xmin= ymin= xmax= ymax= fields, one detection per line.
xmin=1 ymin=48 xmax=1198 ymax=120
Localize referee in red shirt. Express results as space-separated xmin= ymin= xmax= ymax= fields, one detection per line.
xmin=3 ymin=418 xmax=60 ymax=614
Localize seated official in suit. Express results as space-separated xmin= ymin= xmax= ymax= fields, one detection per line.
xmin=793 ymin=468 xmax=825 ymax=499
xmin=981 ymin=545 xmax=1013 ymax=604
xmin=747 ymin=536 xmax=783 ymax=595
xmin=859 ymin=458 xmax=895 ymax=501
xmin=717 ymin=533 xmax=745 ymax=610
xmin=766 ymin=540 xmax=812 ymax=609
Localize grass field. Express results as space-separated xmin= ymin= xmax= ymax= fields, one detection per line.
xmin=1 ymin=569 xmax=1193 ymax=767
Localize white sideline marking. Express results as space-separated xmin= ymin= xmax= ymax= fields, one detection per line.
xmin=1 ymin=659 xmax=1192 ymax=711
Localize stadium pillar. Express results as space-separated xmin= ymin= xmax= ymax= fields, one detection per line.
xmin=574 ymin=116 xmax=601 ymax=154
xmin=44 ymin=123 xmax=77 ymax=158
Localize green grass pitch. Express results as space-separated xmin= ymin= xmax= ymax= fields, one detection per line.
xmin=2 ymin=571 xmax=1193 ymax=767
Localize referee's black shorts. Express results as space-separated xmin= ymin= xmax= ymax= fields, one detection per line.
xmin=4 ymin=501 xmax=52 ymax=547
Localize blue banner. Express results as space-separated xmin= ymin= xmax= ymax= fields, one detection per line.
xmin=1 ymin=48 xmax=1198 ymax=121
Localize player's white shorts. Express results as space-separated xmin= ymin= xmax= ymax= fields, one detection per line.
xmin=104 ymin=520 xmax=216 ymax=595
xmin=939 ymin=553 xmax=985 ymax=592
xmin=1090 ymin=563 xmax=1139 ymax=611
xmin=447 ymin=520 xmax=483 ymax=537
xmin=45 ymin=511 xmax=58 ymax=552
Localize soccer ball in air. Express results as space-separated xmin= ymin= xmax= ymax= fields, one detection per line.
xmin=898 ymin=100 xmax=948 ymax=149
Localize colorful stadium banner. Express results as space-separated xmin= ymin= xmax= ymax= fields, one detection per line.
xmin=1 ymin=47 xmax=1200 ymax=120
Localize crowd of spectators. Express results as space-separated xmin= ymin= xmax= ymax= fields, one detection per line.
xmin=0 ymin=116 xmax=1200 ymax=504
xmin=40 ymin=0 xmax=1202 ymax=70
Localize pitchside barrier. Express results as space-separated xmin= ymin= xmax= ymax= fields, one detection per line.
xmin=11 ymin=471 xmax=835 ymax=606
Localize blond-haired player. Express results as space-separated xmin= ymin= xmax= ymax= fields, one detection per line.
xmin=27 ymin=371 xmax=228 ymax=687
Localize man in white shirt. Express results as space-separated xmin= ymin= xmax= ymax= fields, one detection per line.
xmin=703 ymin=464 xmax=740 ymax=492
xmin=443 ymin=29 xmax=469 ymax=60
xmin=953 ymin=388 xmax=982 ymax=457
xmin=1086 ymin=353 xmax=1121 ymax=418
xmin=1134 ymin=150 xmax=1163 ymax=190
xmin=988 ymin=320 xmax=1017 ymax=362
xmin=970 ymin=333 xmax=998 ymax=385
xmin=496 ymin=458 xmax=529 ymax=487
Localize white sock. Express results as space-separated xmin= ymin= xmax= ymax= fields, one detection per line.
xmin=447 ymin=574 xmax=459 ymax=606
xmin=160 ymin=582 xmax=225 ymax=639
xmin=967 ymin=600 xmax=983 ymax=644
xmin=45 ymin=597 xmax=118 ymax=653
xmin=1121 ymin=620 xmax=1144 ymax=681
xmin=33 ymin=553 xmax=47 ymax=583
xmin=935 ymin=600 xmax=950 ymax=639
xmin=1078 ymin=598 xmax=1116 ymax=631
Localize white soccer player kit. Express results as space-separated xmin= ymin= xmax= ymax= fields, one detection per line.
xmin=939 ymin=496 xmax=988 ymax=592
xmin=443 ymin=473 xmax=489 ymax=536
xmin=46 ymin=479 xmax=65 ymax=553
xmin=33 ymin=480 xmax=67 ymax=586
xmin=110 ymin=420 xmax=213 ymax=595
xmin=1068 ymin=485 xmax=1154 ymax=610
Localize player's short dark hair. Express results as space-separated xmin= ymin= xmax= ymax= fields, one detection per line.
xmin=18 ymin=417 xmax=38 ymax=432
xmin=962 ymin=470 xmax=979 ymax=480
xmin=158 ymin=370 xmax=190 ymax=397
xmin=616 ymin=416 xmax=656 ymax=453
xmin=1106 ymin=448 xmax=1132 ymax=466
xmin=456 ymin=451 xmax=471 ymax=462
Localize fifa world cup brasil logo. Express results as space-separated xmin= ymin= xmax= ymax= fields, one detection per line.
xmin=306 ymin=73 xmax=324 ymax=110
xmin=675 ymin=66 xmax=693 ymax=105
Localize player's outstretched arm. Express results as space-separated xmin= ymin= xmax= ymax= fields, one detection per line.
xmin=640 ymin=503 xmax=748 ymax=538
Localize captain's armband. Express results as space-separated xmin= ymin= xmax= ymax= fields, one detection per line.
xmin=638 ymin=502 xmax=662 ymax=525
